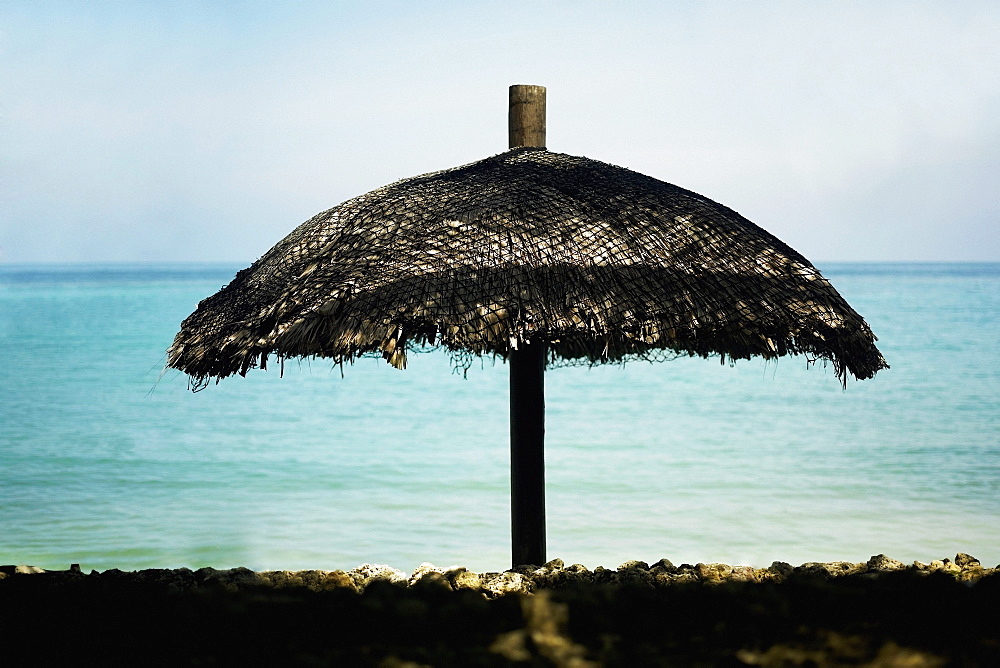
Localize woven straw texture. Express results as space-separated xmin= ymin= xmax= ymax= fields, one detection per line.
xmin=168 ymin=148 xmax=886 ymax=388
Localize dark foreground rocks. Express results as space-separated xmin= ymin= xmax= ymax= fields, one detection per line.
xmin=1 ymin=555 xmax=997 ymax=666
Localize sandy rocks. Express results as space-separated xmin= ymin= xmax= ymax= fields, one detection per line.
xmin=406 ymin=562 xmax=454 ymax=588
xmin=955 ymin=552 xmax=981 ymax=568
xmin=768 ymin=561 xmax=794 ymax=577
xmin=11 ymin=565 xmax=46 ymax=575
xmin=444 ymin=567 xmax=485 ymax=591
xmin=348 ymin=563 xmax=408 ymax=589
xmin=866 ymin=554 xmax=907 ymax=572
xmin=258 ymin=569 xmax=358 ymax=592
xmin=649 ymin=557 xmax=676 ymax=573
xmin=798 ymin=560 xmax=867 ymax=578
xmin=194 ymin=567 xmax=262 ymax=591
xmin=3 ymin=553 xmax=996 ymax=596
xmin=478 ymin=570 xmax=532 ymax=596
xmin=695 ymin=562 xmax=734 ymax=584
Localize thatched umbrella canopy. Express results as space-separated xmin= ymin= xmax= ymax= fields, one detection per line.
xmin=168 ymin=85 xmax=886 ymax=567
xmin=169 ymin=144 xmax=885 ymax=384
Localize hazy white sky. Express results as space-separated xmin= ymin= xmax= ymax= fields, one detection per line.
xmin=3 ymin=1 xmax=998 ymax=263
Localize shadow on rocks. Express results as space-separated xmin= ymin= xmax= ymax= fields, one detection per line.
xmin=1 ymin=554 xmax=997 ymax=666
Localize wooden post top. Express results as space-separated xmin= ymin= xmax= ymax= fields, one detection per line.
xmin=508 ymin=85 xmax=546 ymax=149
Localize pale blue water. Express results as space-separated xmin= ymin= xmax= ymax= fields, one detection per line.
xmin=1 ymin=263 xmax=998 ymax=573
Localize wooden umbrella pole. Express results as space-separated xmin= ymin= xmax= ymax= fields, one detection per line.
xmin=510 ymin=340 xmax=546 ymax=567
xmin=508 ymin=84 xmax=546 ymax=149
xmin=508 ymin=84 xmax=547 ymax=568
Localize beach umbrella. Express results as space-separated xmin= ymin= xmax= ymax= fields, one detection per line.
xmin=168 ymin=85 xmax=886 ymax=568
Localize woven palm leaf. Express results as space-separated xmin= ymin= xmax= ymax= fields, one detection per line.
xmin=168 ymin=147 xmax=887 ymax=388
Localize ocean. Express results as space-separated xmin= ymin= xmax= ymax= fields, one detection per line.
xmin=1 ymin=262 xmax=997 ymax=573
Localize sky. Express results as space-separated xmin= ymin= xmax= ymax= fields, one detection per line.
xmin=3 ymin=1 xmax=998 ymax=264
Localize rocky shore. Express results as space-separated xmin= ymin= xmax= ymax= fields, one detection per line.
xmin=2 ymin=554 xmax=997 ymax=666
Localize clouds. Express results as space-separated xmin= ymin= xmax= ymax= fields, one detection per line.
xmin=3 ymin=1 xmax=998 ymax=263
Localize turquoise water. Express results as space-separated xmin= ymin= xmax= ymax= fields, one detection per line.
xmin=1 ymin=263 xmax=998 ymax=573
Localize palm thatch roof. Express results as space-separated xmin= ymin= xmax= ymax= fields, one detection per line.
xmin=168 ymin=147 xmax=886 ymax=389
